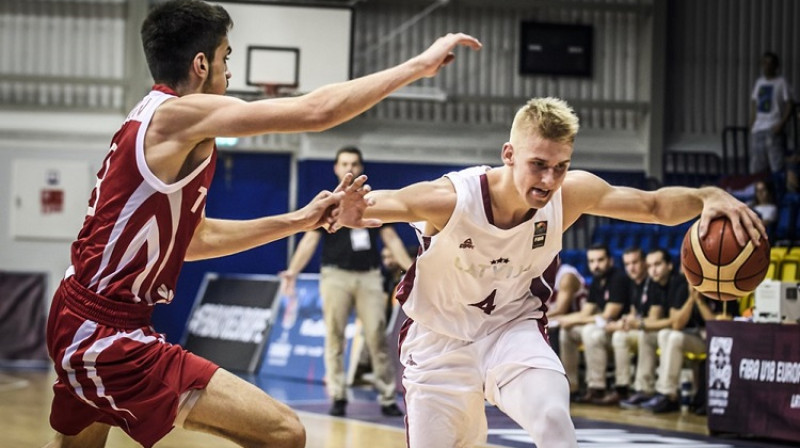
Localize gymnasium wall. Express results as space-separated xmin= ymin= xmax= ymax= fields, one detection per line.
xmin=665 ymin=0 xmax=800 ymax=151
xmin=0 ymin=0 xmax=797 ymax=340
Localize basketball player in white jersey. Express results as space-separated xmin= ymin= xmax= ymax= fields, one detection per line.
xmin=334 ymin=97 xmax=766 ymax=447
xmin=547 ymin=262 xmax=589 ymax=318
xmin=42 ymin=1 xmax=480 ymax=447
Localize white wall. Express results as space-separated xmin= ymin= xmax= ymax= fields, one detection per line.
xmin=0 ymin=110 xmax=124 ymax=300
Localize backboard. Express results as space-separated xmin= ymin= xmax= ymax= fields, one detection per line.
xmin=212 ymin=1 xmax=353 ymax=97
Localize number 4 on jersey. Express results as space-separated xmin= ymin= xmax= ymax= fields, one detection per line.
xmin=469 ymin=289 xmax=497 ymax=315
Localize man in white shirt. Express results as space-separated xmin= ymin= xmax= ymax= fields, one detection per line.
xmin=750 ymin=52 xmax=794 ymax=176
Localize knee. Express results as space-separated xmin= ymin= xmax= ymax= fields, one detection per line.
xmin=531 ymin=399 xmax=572 ymax=434
xmin=275 ymin=413 xmax=306 ymax=448
xmin=657 ymin=328 xmax=672 ymax=346
xmin=667 ymin=331 xmax=685 ymax=347
xmin=611 ymin=331 xmax=625 ymax=348
xmin=251 ymin=411 xmax=305 ymax=448
xmin=582 ymin=328 xmax=604 ymax=348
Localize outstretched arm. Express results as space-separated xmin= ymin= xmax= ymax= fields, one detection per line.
xmin=561 ymin=170 xmax=765 ymax=246
xmin=185 ymin=190 xmax=336 ymax=261
xmin=185 ymin=173 xmax=366 ymax=261
xmin=335 ymin=177 xmax=458 ymax=234
xmin=156 ymin=34 xmax=481 ymax=141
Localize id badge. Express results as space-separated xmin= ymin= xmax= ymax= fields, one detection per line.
xmin=350 ymin=228 xmax=371 ymax=251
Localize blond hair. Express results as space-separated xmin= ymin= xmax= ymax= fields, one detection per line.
xmin=510 ymin=97 xmax=579 ymax=145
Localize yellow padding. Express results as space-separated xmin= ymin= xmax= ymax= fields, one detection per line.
xmin=772 ymin=247 xmax=788 ymax=259
xmin=655 ymin=348 xmax=707 ymax=361
xmin=766 ymin=261 xmax=778 ymax=280
xmin=684 ymin=352 xmax=707 ymax=362
xmin=780 ymin=255 xmax=800 ymax=281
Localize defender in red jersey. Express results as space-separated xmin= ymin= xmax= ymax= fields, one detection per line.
xmin=42 ymin=1 xmax=481 ymax=447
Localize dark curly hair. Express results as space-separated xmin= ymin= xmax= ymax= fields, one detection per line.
xmin=141 ymin=0 xmax=232 ymax=87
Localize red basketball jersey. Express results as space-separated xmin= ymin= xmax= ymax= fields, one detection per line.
xmin=70 ymin=85 xmax=216 ymax=305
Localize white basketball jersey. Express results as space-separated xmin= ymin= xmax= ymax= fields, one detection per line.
xmin=395 ymin=166 xmax=562 ymax=341
xmin=550 ymin=263 xmax=589 ymax=312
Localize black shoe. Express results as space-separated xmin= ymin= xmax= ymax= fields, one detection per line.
xmin=594 ymin=390 xmax=621 ymax=406
xmin=641 ymin=394 xmax=680 ymax=413
xmin=574 ymin=388 xmax=605 ymax=404
xmin=620 ymin=392 xmax=653 ymax=409
xmin=693 ymin=404 xmax=707 ymax=416
xmin=329 ymin=399 xmax=347 ymax=417
xmin=381 ymin=403 xmax=404 ymax=417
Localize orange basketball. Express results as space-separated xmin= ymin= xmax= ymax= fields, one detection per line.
xmin=680 ymin=217 xmax=770 ymax=301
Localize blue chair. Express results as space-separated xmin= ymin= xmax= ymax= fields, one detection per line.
xmin=657 ymin=231 xmax=674 ymax=250
xmin=560 ymin=249 xmax=585 ymax=270
xmin=775 ymin=205 xmax=798 ymax=241
xmin=592 ymin=224 xmax=613 ymax=245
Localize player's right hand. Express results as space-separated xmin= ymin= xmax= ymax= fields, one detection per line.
xmin=298 ymin=189 xmax=344 ymax=231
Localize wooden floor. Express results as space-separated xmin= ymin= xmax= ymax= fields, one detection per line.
xmin=1 ymin=369 xmax=710 ymax=448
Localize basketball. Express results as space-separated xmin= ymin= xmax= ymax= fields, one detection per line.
xmin=680 ymin=217 xmax=770 ymax=301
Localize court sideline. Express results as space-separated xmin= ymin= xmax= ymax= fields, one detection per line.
xmin=1 ymin=369 xmax=792 ymax=448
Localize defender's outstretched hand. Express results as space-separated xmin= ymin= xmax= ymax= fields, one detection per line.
xmin=414 ymin=33 xmax=482 ymax=78
xmin=297 ymin=189 xmax=344 ymax=231
xmin=697 ymin=188 xmax=766 ymax=246
xmin=329 ymin=174 xmax=382 ymax=231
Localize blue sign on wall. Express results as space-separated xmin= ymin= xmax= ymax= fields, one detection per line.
xmin=260 ymin=274 xmax=356 ymax=383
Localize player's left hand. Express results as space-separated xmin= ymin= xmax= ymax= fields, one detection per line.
xmin=328 ymin=174 xmax=382 ymax=231
xmin=697 ymin=187 xmax=766 ymax=247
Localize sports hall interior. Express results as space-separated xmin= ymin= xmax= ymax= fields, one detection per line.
xmin=1 ymin=1 xmax=799 ymax=447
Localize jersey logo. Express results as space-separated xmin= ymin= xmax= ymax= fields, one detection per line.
xmin=532 ymin=221 xmax=548 ymax=249
xmin=459 ymin=238 xmax=474 ymax=249
xmin=157 ymin=284 xmax=174 ymax=302
xmin=491 ymin=257 xmax=509 ymax=264
xmin=406 ymin=354 xmax=417 ymax=367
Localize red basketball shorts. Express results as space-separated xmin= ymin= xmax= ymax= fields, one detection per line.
xmin=46 ymin=277 xmax=218 ymax=447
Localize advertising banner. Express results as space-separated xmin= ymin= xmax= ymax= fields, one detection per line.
xmin=183 ymin=273 xmax=280 ymax=373
xmin=707 ymin=320 xmax=800 ymax=443
xmin=260 ymin=274 xmax=356 ymax=382
xmin=0 ymin=271 xmax=48 ymax=366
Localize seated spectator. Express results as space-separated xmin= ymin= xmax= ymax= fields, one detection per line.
xmin=545 ymin=261 xmax=589 ymax=356
xmin=641 ymin=288 xmax=738 ymax=414
xmin=750 ymin=180 xmax=778 ymax=231
xmin=601 ymin=247 xmax=654 ymax=405
xmin=553 ymin=244 xmax=630 ymax=404
xmin=617 ymin=248 xmax=675 ymax=409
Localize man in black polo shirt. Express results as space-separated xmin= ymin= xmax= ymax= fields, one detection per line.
xmin=640 ymin=256 xmax=737 ymax=413
xmin=617 ymin=248 xmax=674 ymax=408
xmin=554 ymin=244 xmax=630 ymax=404
xmin=281 ymin=146 xmax=412 ymax=417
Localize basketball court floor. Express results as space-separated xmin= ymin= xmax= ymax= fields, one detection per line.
xmin=1 ymin=368 xmax=794 ymax=448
